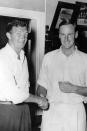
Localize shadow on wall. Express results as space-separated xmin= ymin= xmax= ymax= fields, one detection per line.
xmin=27 ymin=28 xmax=36 ymax=94
xmin=0 ymin=16 xmax=8 ymax=48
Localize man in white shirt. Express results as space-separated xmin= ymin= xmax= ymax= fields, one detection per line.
xmin=37 ymin=20 xmax=87 ymax=131
xmin=0 ymin=19 xmax=48 ymax=131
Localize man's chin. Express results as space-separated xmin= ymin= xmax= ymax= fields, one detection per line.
xmin=63 ymin=44 xmax=74 ymax=49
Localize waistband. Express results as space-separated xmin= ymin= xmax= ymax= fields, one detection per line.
xmin=0 ymin=101 xmax=27 ymax=106
xmin=0 ymin=101 xmax=12 ymax=104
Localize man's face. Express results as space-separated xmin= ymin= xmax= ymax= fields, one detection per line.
xmin=9 ymin=26 xmax=28 ymax=50
xmin=59 ymin=24 xmax=76 ymax=49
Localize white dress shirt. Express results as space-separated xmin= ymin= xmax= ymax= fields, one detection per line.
xmin=38 ymin=47 xmax=87 ymax=131
xmin=38 ymin=47 xmax=87 ymax=104
xmin=0 ymin=44 xmax=29 ymax=104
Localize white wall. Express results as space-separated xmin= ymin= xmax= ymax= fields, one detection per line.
xmin=0 ymin=0 xmax=45 ymax=12
xmin=46 ymin=0 xmax=87 ymax=27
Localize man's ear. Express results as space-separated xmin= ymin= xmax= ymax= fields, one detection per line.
xmin=75 ymin=31 xmax=78 ymax=39
xmin=6 ymin=32 xmax=11 ymax=40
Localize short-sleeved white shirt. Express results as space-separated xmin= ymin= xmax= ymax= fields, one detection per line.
xmin=38 ymin=47 xmax=87 ymax=104
xmin=0 ymin=44 xmax=29 ymax=104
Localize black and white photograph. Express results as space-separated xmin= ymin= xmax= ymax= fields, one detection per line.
xmin=0 ymin=0 xmax=87 ymax=131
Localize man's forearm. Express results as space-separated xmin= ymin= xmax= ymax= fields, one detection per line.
xmin=24 ymin=93 xmax=40 ymax=104
xmin=59 ymin=81 xmax=87 ymax=96
xmin=74 ymin=85 xmax=87 ymax=96
xmin=24 ymin=93 xmax=49 ymax=110
xmin=37 ymin=85 xmax=47 ymax=97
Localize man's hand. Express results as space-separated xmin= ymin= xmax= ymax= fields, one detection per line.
xmin=83 ymin=97 xmax=87 ymax=103
xmin=37 ymin=96 xmax=49 ymax=110
xmin=59 ymin=81 xmax=77 ymax=93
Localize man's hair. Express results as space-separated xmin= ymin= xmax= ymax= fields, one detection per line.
xmin=6 ymin=19 xmax=28 ymax=33
xmin=59 ymin=20 xmax=77 ymax=31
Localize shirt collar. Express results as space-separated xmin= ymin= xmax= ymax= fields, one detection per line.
xmin=59 ymin=45 xmax=78 ymax=58
xmin=6 ymin=43 xmax=25 ymax=63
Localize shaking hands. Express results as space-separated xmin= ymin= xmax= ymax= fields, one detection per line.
xmin=37 ymin=96 xmax=49 ymax=110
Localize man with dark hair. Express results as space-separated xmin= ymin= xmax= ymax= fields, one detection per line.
xmin=37 ymin=20 xmax=87 ymax=131
xmin=0 ymin=19 xmax=48 ymax=131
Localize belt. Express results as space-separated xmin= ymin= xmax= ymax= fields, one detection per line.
xmin=0 ymin=101 xmax=13 ymax=104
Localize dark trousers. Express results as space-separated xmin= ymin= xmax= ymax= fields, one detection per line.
xmin=0 ymin=103 xmax=31 ymax=131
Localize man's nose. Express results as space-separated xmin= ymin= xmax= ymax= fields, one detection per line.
xmin=65 ymin=35 xmax=69 ymax=41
